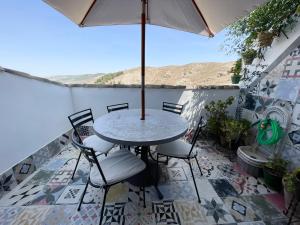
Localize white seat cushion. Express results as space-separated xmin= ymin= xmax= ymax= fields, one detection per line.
xmin=90 ymin=150 xmax=146 ymax=186
xmin=156 ymin=140 xmax=196 ymax=158
xmin=83 ymin=135 xmax=114 ymax=154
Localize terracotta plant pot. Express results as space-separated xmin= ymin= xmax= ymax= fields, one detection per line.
xmin=258 ymin=32 xmax=275 ymax=48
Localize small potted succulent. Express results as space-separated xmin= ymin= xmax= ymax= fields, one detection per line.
xmin=263 ymin=156 xmax=288 ymax=191
xmin=241 ymin=49 xmax=257 ymax=65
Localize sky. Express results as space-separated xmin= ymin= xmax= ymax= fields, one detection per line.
xmin=0 ymin=0 xmax=237 ymax=77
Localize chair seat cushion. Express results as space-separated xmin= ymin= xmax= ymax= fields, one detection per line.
xmin=83 ymin=135 xmax=114 ymax=154
xmin=156 ymin=140 xmax=196 ymax=158
xmin=90 ymin=150 xmax=146 ymax=186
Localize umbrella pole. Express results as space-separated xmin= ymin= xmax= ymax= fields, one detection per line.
xmin=141 ymin=0 xmax=146 ymax=120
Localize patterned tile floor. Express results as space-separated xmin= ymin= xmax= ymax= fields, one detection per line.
xmin=0 ymin=140 xmax=288 ymax=225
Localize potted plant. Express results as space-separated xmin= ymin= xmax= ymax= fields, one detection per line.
xmin=282 ymin=168 xmax=300 ymax=209
xmin=241 ymin=49 xmax=257 ymax=65
xmin=263 ymin=156 xmax=288 ymax=191
xmin=230 ymin=59 xmax=242 ymax=84
xmin=220 ymin=118 xmax=251 ymax=151
xmin=257 ymin=32 xmax=276 ymax=47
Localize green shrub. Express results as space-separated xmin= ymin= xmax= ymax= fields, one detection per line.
xmin=95 ymin=71 xmax=124 ymax=84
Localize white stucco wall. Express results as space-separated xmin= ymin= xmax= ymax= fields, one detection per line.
xmin=0 ymin=70 xmax=74 ymax=173
xmin=0 ymin=69 xmax=240 ymax=174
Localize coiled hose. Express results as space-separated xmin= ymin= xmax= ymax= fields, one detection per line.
xmin=257 ymin=119 xmax=283 ymax=145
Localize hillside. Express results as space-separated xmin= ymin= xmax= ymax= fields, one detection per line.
xmin=49 ymin=62 xmax=235 ymax=87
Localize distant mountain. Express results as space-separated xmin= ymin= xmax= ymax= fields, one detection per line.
xmin=49 ymin=61 xmax=235 ymax=87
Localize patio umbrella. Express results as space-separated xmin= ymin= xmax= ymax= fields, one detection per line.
xmin=43 ymin=0 xmax=267 ymax=120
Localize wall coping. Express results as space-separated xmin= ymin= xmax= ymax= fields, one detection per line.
xmin=1 ymin=67 xmax=239 ymax=90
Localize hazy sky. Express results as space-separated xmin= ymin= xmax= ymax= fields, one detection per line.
xmin=0 ymin=0 xmax=237 ymax=77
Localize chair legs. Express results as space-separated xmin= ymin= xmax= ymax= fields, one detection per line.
xmin=188 ymin=160 xmax=201 ymax=203
xmin=72 ymin=151 xmax=82 ymax=180
xmin=142 ymin=186 xmax=146 ymax=208
xmin=77 ymin=177 xmax=89 ymax=211
xmin=99 ymin=187 xmax=109 ymax=225
xmin=195 ymin=157 xmax=203 ymax=176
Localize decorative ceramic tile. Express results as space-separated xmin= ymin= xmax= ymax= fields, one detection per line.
xmin=55 ymin=144 xmax=80 ymax=159
xmin=209 ymin=179 xmax=239 ymax=197
xmin=223 ymin=197 xmax=261 ymax=222
xmin=107 ymin=183 xmax=129 ymax=203
xmin=29 ymin=185 xmax=66 ymax=205
xmin=103 ymin=202 xmax=126 ymax=225
xmin=238 ymin=222 xmax=265 ymax=225
xmin=125 ymin=201 xmax=155 ymax=225
xmin=47 ymin=139 xmax=61 ymax=156
xmin=152 ymin=200 xmax=181 ymax=225
xmin=292 ymin=104 xmax=300 ymax=125
xmin=0 ymin=169 xmax=17 ymax=192
xmin=174 ymin=200 xmax=208 ymax=225
xmin=244 ymin=94 xmax=257 ymax=111
xmin=260 ymin=80 xmax=277 ymax=97
xmin=41 ymin=158 xmax=67 ymax=171
xmin=128 ymin=183 xmax=147 ymax=204
xmin=229 ymin=176 xmax=273 ymax=196
xmin=13 ymin=156 xmax=36 ymax=184
xmin=255 ymin=97 xmax=273 ymax=114
xmin=83 ymin=185 xmax=104 ymax=204
xmin=23 ymin=170 xmax=54 ymax=186
xmin=167 ymin=167 xmax=187 ymax=181
xmin=47 ymin=170 xmax=73 ymax=185
xmin=56 ymin=185 xmax=85 ymax=204
xmin=274 ymin=79 xmax=300 ymax=103
xmin=10 ymin=206 xmax=51 ymax=225
xmin=32 ymin=146 xmax=52 ymax=169
xmin=69 ymin=204 xmax=101 ymax=224
xmin=288 ymin=129 xmax=300 ymax=145
xmin=201 ymin=198 xmax=235 ymax=224
xmin=282 ymin=56 xmax=300 ymax=78
xmin=0 ymin=184 xmax=43 ymax=206
xmin=69 ymin=169 xmax=89 ymax=185
xmin=241 ymin=195 xmax=286 ymax=222
xmin=41 ymin=205 xmax=76 ymax=225
xmin=158 ymin=181 xmax=196 ymax=201
xmin=0 ymin=207 xmax=23 ymax=225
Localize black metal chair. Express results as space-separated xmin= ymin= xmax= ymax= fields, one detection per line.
xmin=68 ymin=109 xmax=114 ymax=180
xmin=162 ymin=102 xmax=183 ymax=115
xmin=107 ymin=103 xmax=129 ymax=113
xmin=156 ymin=117 xmax=204 ymax=203
xmin=72 ymin=131 xmax=146 ymax=225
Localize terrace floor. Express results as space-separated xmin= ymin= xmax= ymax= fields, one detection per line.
xmin=0 ymin=140 xmax=288 ymax=225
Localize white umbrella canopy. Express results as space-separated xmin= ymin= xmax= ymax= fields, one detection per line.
xmin=43 ymin=0 xmax=267 ymax=119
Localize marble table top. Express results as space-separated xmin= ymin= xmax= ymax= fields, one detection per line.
xmin=93 ymin=109 xmax=188 ymax=146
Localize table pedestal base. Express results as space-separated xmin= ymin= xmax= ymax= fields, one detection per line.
xmin=127 ymin=146 xmax=163 ymax=199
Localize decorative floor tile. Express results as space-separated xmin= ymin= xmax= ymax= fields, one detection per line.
xmin=42 ymin=205 xmax=77 ymax=225
xmin=23 ymin=170 xmax=54 ymax=186
xmin=201 ymin=198 xmax=236 ymax=224
xmin=263 ymin=193 xmax=285 ymax=211
xmin=13 ymin=156 xmax=36 ymax=184
xmin=107 ymin=183 xmax=129 ymax=203
xmin=158 ymin=181 xmax=196 ymax=201
xmin=0 ymin=169 xmax=17 ymax=192
xmin=10 ymin=206 xmax=51 ymax=225
xmin=29 ymin=185 xmax=66 ymax=205
xmin=69 ymin=204 xmax=101 ymax=224
xmin=209 ymin=179 xmax=239 ymax=197
xmin=229 ymin=176 xmax=273 ymax=196
xmin=103 ymin=202 xmax=126 ymax=225
xmin=41 ymin=159 xmax=67 ymax=171
xmin=241 ymin=195 xmax=286 ymax=222
xmin=174 ymin=200 xmax=208 ymax=225
xmin=167 ymin=167 xmax=187 ymax=181
xmin=83 ymin=185 xmax=104 ymax=204
xmin=128 ymin=183 xmax=148 ymax=204
xmin=125 ymin=202 xmax=155 ymax=225
xmin=0 ymin=207 xmax=23 ymax=225
xmin=47 ymin=170 xmax=73 ymax=185
xmin=32 ymin=146 xmax=52 ymax=169
xmin=56 ymin=185 xmax=85 ymax=204
xmin=152 ymin=200 xmax=181 ymax=225
xmin=223 ymin=196 xmax=261 ymax=222
xmin=0 ymin=184 xmax=44 ymax=206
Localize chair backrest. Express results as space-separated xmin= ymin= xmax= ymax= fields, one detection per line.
xmin=68 ymin=109 xmax=94 ymax=144
xmin=71 ymin=130 xmax=107 ymax=185
xmin=107 ymin=103 xmax=129 ymax=113
xmin=188 ymin=116 xmax=204 ymax=157
xmin=162 ymin=102 xmax=183 ymax=115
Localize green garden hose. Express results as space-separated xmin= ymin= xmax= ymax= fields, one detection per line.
xmin=257 ymin=119 xmax=283 ymax=145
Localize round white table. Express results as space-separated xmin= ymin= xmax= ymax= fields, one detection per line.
xmin=93 ymin=108 xmax=188 ymax=146
xmin=93 ymin=108 xmax=188 ymax=198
